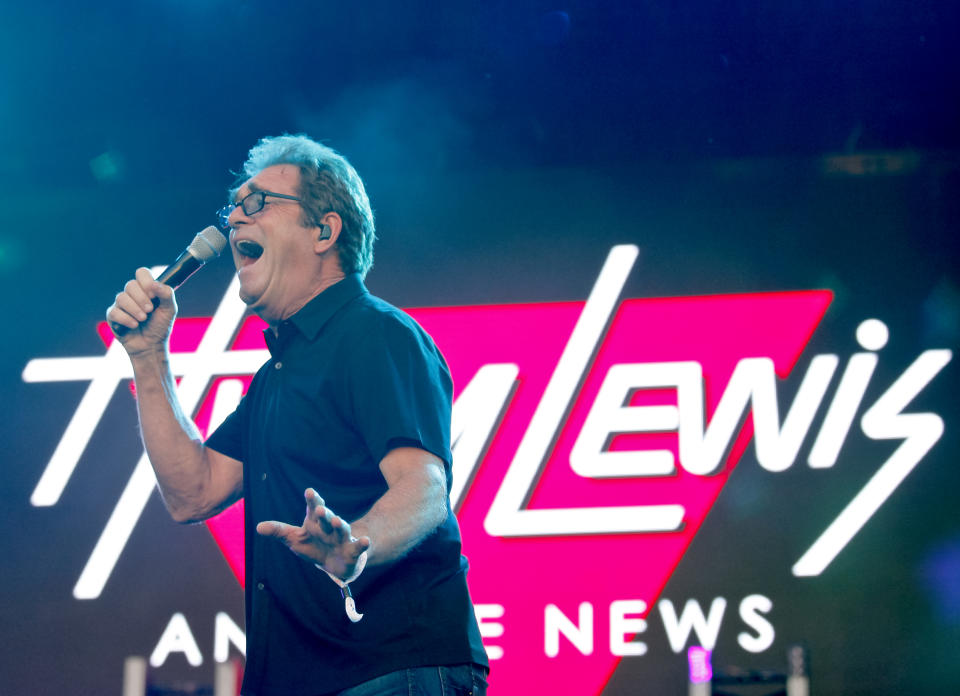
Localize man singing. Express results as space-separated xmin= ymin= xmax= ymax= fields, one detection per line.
xmin=107 ymin=135 xmax=489 ymax=695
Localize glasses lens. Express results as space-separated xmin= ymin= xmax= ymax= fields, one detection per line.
xmin=241 ymin=191 xmax=266 ymax=216
xmin=216 ymin=205 xmax=234 ymax=232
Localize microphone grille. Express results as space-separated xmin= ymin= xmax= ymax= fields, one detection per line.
xmin=188 ymin=225 xmax=228 ymax=262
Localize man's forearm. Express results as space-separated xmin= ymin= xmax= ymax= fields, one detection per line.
xmin=351 ymin=449 xmax=449 ymax=566
xmin=129 ymin=348 xmax=229 ymax=522
xmin=106 ymin=269 xmax=241 ymax=522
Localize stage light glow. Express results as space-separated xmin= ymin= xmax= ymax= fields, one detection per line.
xmin=687 ymin=646 xmax=712 ymax=684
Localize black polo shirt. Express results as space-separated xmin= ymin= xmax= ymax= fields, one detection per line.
xmin=205 ymin=273 xmax=488 ymax=696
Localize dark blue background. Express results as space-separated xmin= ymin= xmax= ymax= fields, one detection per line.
xmin=1 ymin=2 xmax=957 ymax=694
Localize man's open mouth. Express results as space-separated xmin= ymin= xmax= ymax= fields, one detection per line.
xmin=236 ymin=240 xmax=264 ymax=259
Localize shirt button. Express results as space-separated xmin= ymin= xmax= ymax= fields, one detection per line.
xmin=274 ymin=361 xmax=282 ymax=370
xmin=257 ymin=582 xmax=265 ymax=591
xmin=261 ymin=472 xmax=267 ymax=481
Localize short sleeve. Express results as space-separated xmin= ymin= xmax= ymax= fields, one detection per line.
xmin=205 ymin=394 xmax=246 ymax=461
xmin=345 ymin=310 xmax=453 ymax=471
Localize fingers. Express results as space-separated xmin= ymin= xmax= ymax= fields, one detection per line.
xmin=109 ymin=287 xmax=150 ymax=328
xmin=135 ymin=267 xmax=175 ymax=307
xmin=256 ymin=520 xmax=299 ymax=545
xmin=354 ymin=535 xmax=371 ymax=556
xmin=259 ymin=507 xmax=370 ymax=575
xmin=106 ymin=268 xmax=178 ymax=344
xmin=305 ymin=487 xmax=325 ymax=511
xmin=107 ymin=270 xmax=152 ymax=327
xmin=305 ymin=488 xmax=345 ymax=537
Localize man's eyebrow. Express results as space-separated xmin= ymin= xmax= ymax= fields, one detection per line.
xmin=231 ymin=181 xmax=263 ymax=204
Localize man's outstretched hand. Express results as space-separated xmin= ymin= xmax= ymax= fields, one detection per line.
xmin=257 ymin=488 xmax=371 ymax=582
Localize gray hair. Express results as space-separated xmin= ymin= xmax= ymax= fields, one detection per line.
xmin=233 ymin=134 xmax=376 ymax=277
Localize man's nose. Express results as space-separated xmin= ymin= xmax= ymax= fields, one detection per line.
xmin=228 ymin=204 xmax=251 ymax=227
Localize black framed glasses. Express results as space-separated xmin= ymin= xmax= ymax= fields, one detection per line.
xmin=216 ymin=190 xmax=302 ymax=231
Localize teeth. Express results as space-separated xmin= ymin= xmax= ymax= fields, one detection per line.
xmin=236 ymin=240 xmax=264 ymax=258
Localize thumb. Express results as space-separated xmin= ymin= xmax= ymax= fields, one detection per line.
xmin=257 ymin=520 xmax=295 ymax=542
xmin=148 ymin=279 xmax=178 ymax=313
xmin=152 ymin=280 xmax=176 ymax=303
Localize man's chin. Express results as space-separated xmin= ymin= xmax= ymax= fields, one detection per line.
xmin=237 ymin=289 xmax=277 ymax=324
xmin=237 ymin=286 xmax=260 ymax=307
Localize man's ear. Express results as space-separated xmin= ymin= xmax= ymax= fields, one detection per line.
xmin=314 ymin=212 xmax=342 ymax=252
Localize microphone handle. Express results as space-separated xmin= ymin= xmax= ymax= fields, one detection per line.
xmin=156 ymin=249 xmax=204 ymax=289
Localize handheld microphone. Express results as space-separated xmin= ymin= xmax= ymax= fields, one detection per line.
xmin=156 ymin=226 xmax=228 ymax=288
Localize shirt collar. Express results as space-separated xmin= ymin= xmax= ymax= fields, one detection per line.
xmin=263 ymin=273 xmax=368 ymax=352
